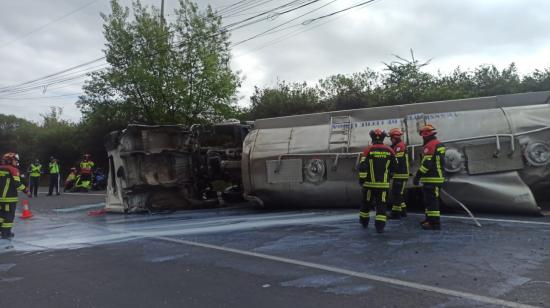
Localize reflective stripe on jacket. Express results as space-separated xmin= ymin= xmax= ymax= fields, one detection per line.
xmin=391 ymin=141 xmax=410 ymax=179
xmin=80 ymin=161 xmax=94 ymax=174
xmin=0 ymin=165 xmax=25 ymax=203
xmin=30 ymin=164 xmax=42 ymax=177
xmin=418 ymin=139 xmax=446 ymax=184
xmin=358 ymin=143 xmax=396 ymax=189
xmin=49 ymin=162 xmax=60 ymax=174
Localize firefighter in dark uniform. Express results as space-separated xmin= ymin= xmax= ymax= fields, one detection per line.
xmin=413 ymin=124 xmax=446 ymax=230
xmin=389 ymin=128 xmax=410 ymax=219
xmin=358 ymin=129 xmax=396 ymax=233
xmin=0 ymin=153 xmax=28 ymax=239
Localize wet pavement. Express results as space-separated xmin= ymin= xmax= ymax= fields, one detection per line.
xmin=0 ymin=190 xmax=549 ymax=307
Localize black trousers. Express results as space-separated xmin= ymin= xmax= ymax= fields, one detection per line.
xmin=48 ymin=174 xmax=60 ymax=195
xmin=391 ymin=179 xmax=407 ymax=213
xmin=422 ymin=184 xmax=441 ymax=225
xmin=29 ymin=176 xmax=40 ymax=197
xmin=359 ymin=188 xmax=388 ymax=230
xmin=0 ymin=202 xmax=16 ymax=236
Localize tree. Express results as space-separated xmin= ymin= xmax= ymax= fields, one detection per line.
xmin=78 ymin=0 xmax=240 ymax=126
xmin=380 ymin=50 xmax=434 ymax=105
xmin=245 ymin=82 xmax=324 ymax=119
xmin=472 ymin=63 xmax=521 ymax=96
xmin=318 ymin=70 xmax=380 ymax=110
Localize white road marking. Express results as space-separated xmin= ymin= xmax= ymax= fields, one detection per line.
xmin=150 ymin=235 xmax=538 ymax=308
xmin=408 ymin=213 xmax=550 ymax=226
xmin=38 ymin=192 xmax=105 ymax=196
xmin=53 ymin=203 xmax=106 ymax=213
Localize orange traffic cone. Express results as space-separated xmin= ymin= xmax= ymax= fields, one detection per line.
xmin=20 ymin=199 xmax=33 ymax=219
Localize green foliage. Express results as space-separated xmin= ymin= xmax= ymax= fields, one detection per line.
xmin=247 ymin=51 xmax=550 ymax=119
xmin=245 ymin=82 xmax=325 ymax=119
xmin=78 ymin=0 xmax=240 ymax=126
xmin=0 ymin=108 xmax=83 ymax=175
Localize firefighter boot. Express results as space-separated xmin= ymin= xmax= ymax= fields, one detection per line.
xmin=401 ymin=203 xmax=407 ymax=217
xmin=375 ymin=214 xmax=386 ymax=233
xmin=1 ymin=229 xmax=14 ymax=240
xmin=421 ymin=221 xmax=441 ymax=230
xmin=359 ymin=211 xmax=369 ymax=229
xmin=421 ymin=215 xmax=441 ymax=230
xmin=389 ymin=204 xmax=402 ymax=220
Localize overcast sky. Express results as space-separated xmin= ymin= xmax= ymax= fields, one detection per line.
xmin=1 ymin=0 xmax=549 ymax=122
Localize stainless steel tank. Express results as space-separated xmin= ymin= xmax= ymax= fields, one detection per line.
xmin=242 ymin=91 xmax=550 ymax=214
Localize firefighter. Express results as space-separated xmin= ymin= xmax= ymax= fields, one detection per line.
xmin=358 ymin=129 xmax=396 ymax=233
xmin=64 ymin=167 xmax=78 ymax=192
xmin=47 ymin=156 xmax=60 ymax=196
xmin=27 ymin=158 xmax=42 ymax=198
xmin=388 ymin=128 xmax=410 ymax=219
xmin=0 ymin=153 xmax=28 ymax=239
xmin=78 ymin=154 xmax=95 ymax=191
xmin=413 ymin=124 xmax=446 ymax=230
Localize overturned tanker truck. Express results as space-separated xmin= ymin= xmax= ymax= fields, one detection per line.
xmin=105 ymin=91 xmax=550 ymax=215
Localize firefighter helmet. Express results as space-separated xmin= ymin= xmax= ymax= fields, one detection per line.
xmin=2 ymin=152 xmax=20 ymax=164
xmin=369 ymin=129 xmax=387 ymax=142
xmin=70 ymin=167 xmax=77 ymax=172
xmin=389 ymin=128 xmax=404 ymax=138
xmin=83 ymin=153 xmax=91 ymax=159
xmin=419 ymin=124 xmax=437 ymax=137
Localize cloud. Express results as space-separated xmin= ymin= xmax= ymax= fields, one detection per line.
xmin=1 ymin=0 xmax=549 ymax=121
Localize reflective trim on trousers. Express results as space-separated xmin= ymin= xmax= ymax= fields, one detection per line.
xmin=375 ymin=214 xmax=387 ymax=222
xmin=363 ymin=183 xmax=390 ymax=189
xmin=420 ymin=177 xmax=444 ymax=184
xmin=427 ymin=210 xmax=440 ymax=217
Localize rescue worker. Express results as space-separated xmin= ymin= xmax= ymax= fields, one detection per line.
xmin=0 ymin=153 xmax=28 ymax=239
xmin=64 ymin=167 xmax=78 ymax=192
xmin=47 ymin=156 xmax=60 ymax=196
xmin=388 ymin=128 xmax=410 ymax=219
xmin=78 ymin=154 xmax=95 ymax=191
xmin=413 ymin=124 xmax=446 ymax=230
xmin=358 ymin=129 xmax=396 ymax=233
xmin=27 ymin=158 xmax=42 ymax=198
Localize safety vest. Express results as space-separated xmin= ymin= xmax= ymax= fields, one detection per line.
xmin=30 ymin=163 xmax=42 ymax=177
xmin=80 ymin=160 xmax=94 ymax=174
xmin=358 ymin=143 xmax=396 ymax=189
xmin=66 ymin=173 xmax=77 ymax=182
xmin=391 ymin=141 xmax=410 ymax=180
xmin=0 ymin=165 xmax=25 ymax=203
xmin=49 ymin=162 xmax=60 ymax=174
xmin=418 ymin=138 xmax=446 ymax=184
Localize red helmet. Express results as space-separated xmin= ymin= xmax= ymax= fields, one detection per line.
xmin=369 ymin=128 xmax=387 ymax=142
xmin=389 ymin=128 xmax=404 ymax=138
xmin=419 ymin=124 xmax=437 ymax=137
xmin=2 ymin=152 xmax=19 ymax=164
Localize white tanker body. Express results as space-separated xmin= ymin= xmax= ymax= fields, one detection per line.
xmin=242 ymin=91 xmax=550 ymax=215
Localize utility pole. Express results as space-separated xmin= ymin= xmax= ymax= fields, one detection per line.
xmin=160 ymin=0 xmax=165 ymax=26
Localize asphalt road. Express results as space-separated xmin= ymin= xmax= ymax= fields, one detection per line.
xmin=0 ymin=190 xmax=549 ymax=307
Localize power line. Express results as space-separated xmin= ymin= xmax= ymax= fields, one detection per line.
xmin=0 ymin=93 xmax=83 ymax=100
xmin=231 ymin=0 xmax=337 ymax=46
xmin=0 ymin=0 xmax=103 ymax=48
xmin=0 ymin=0 xmax=378 ymax=99
xmin=0 ymin=57 xmax=106 ymax=92
xmin=302 ymin=0 xmax=378 ymax=25
xmin=234 ymin=0 xmax=380 ymax=57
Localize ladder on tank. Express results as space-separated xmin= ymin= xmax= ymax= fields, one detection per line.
xmin=328 ymin=115 xmax=352 ymax=153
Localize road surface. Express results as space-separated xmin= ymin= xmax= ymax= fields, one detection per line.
xmin=0 ymin=190 xmax=549 ymax=307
